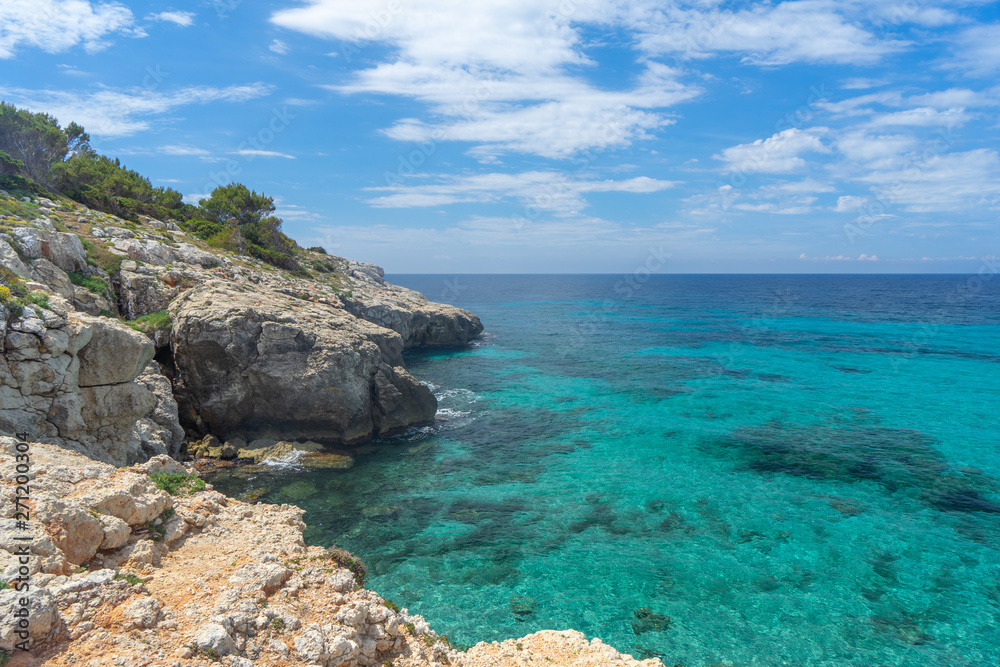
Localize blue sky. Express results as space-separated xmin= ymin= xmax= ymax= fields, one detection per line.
xmin=1 ymin=0 xmax=999 ymax=273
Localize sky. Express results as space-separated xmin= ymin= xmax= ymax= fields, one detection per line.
xmin=1 ymin=0 xmax=999 ymax=273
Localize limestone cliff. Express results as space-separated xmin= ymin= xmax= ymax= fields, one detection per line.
xmin=1 ymin=193 xmax=482 ymax=455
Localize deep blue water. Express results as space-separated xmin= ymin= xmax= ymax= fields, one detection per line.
xmin=211 ymin=275 xmax=1000 ymax=666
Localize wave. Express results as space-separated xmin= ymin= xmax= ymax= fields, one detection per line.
xmin=260 ymin=449 xmax=307 ymax=470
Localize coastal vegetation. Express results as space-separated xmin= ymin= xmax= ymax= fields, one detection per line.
xmin=0 ymin=101 xmax=303 ymax=270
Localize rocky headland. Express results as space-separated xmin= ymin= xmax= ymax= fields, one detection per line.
xmin=1 ymin=193 xmax=662 ymax=666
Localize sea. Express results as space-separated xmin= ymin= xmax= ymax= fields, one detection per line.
xmin=209 ymin=274 xmax=1000 ymax=667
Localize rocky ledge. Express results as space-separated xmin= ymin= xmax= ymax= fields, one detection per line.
xmin=0 ymin=439 xmax=663 ymax=667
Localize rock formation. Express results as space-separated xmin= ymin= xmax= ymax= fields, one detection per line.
xmin=0 ymin=295 xmax=165 ymax=465
xmin=169 ymin=282 xmax=437 ymax=443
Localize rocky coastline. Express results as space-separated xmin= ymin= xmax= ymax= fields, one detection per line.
xmin=1 ymin=194 xmax=663 ymax=666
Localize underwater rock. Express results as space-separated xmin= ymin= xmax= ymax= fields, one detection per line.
xmin=361 ymin=505 xmax=400 ymax=519
xmin=632 ymin=607 xmax=671 ymax=635
xmin=720 ymin=421 xmax=1000 ymax=514
xmin=509 ymin=595 xmax=537 ymax=620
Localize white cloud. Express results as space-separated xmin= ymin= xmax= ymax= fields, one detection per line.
xmin=147 ymin=11 xmax=195 ymax=27
xmin=715 ymin=128 xmax=830 ymax=174
xmin=858 ymin=254 xmax=878 ymax=261
xmin=160 ymin=145 xmax=209 ymax=156
xmin=364 ymin=171 xmax=675 ymax=214
xmin=835 ymin=131 xmax=919 ymax=168
xmin=947 ymin=23 xmax=1000 ymax=76
xmin=0 ymin=0 xmax=137 ymax=58
xmin=841 ymin=77 xmax=890 ymax=90
xmin=230 ymin=149 xmax=296 ymax=159
xmin=834 ymin=195 xmax=867 ymax=213
xmin=274 ymin=1 xmax=700 ymax=158
xmin=269 ymin=39 xmax=288 ymax=55
xmin=0 ymin=83 xmax=273 ymax=137
xmin=631 ymin=2 xmax=907 ymax=65
xmin=759 ymin=179 xmax=836 ymax=194
xmin=868 ymin=106 xmax=971 ymax=128
xmin=857 ymin=148 xmax=1000 ymax=213
xmin=182 ymin=193 xmax=210 ymax=205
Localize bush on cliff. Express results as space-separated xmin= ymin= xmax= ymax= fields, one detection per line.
xmin=190 ymin=183 xmax=301 ymax=270
xmin=49 ymin=151 xmax=192 ymax=223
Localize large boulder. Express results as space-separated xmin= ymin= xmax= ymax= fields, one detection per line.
xmin=170 ymin=281 xmax=436 ymax=442
xmin=29 ymin=258 xmax=75 ymax=299
xmin=12 ymin=227 xmax=88 ymax=272
xmin=76 ymin=317 xmax=154 ymax=386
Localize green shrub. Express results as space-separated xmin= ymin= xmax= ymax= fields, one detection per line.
xmin=1 ymin=267 xmax=49 ymax=317
xmin=128 ymin=309 xmax=171 ymax=333
xmin=69 ymin=271 xmax=112 ymax=300
xmin=0 ymin=195 xmax=37 ymax=220
xmin=150 ymin=472 xmax=206 ymax=496
xmin=382 ymin=599 xmax=401 ymax=613
xmin=306 ymin=246 xmax=327 ymax=254
xmin=271 ymin=617 xmax=285 ymax=631
xmin=78 ymin=236 xmax=124 ymax=273
xmin=114 ymin=573 xmax=145 ymax=586
xmin=326 ymin=547 xmax=368 ymax=586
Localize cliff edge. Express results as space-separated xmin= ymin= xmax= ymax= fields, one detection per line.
xmin=0 ymin=439 xmax=663 ymax=667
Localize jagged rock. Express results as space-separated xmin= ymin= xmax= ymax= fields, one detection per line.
xmin=112 ymin=238 xmax=174 ymax=265
xmin=174 ymin=243 xmax=220 ymax=267
xmin=12 ymin=227 xmax=88 ymax=272
xmin=344 ymin=261 xmax=483 ymax=348
xmin=0 ymin=588 xmax=60 ymax=651
xmin=191 ymin=622 xmax=237 ymax=656
xmin=134 ymin=454 xmax=188 ymax=476
xmin=99 ymin=514 xmax=131 ymax=550
xmin=0 ymin=239 xmax=31 ymax=278
xmin=118 ymin=269 xmax=173 ymax=319
xmin=133 ymin=362 xmax=185 ymax=459
xmin=0 ymin=306 xmax=167 ymax=464
xmin=228 ymin=562 xmax=291 ymax=596
xmin=71 ymin=285 xmax=111 ymax=316
xmin=170 ymin=283 xmax=437 ymax=443
xmin=123 ymin=596 xmax=162 ymax=629
xmin=29 ymin=258 xmax=75 ymax=298
xmin=32 ymin=498 xmax=105 ymax=565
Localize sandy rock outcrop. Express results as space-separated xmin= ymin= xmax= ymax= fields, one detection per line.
xmin=169 ymin=281 xmax=437 ymax=443
xmin=0 ymin=440 xmax=665 ymax=667
xmin=0 ymin=440 xmax=457 ymax=667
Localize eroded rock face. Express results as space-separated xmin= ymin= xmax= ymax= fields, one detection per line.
xmin=170 ymin=282 xmax=436 ymax=443
xmin=0 ymin=301 xmax=170 ymax=465
xmin=133 ymin=362 xmax=185 ymax=459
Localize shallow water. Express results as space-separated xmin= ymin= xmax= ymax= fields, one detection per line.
xmin=210 ymin=275 xmax=1000 ymax=666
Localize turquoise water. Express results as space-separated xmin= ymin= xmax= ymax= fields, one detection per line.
xmin=210 ymin=275 xmax=1000 ymax=666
